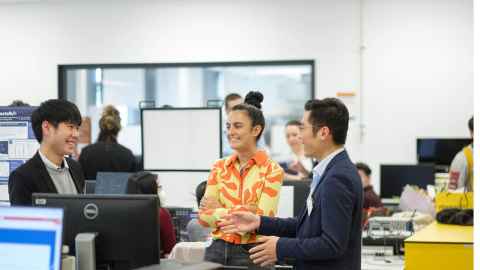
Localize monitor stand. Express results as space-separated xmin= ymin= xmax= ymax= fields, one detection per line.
xmin=76 ymin=232 xmax=98 ymax=270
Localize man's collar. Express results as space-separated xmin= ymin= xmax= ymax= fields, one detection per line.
xmin=313 ymin=147 xmax=344 ymax=174
xmin=225 ymin=150 xmax=268 ymax=167
xmin=38 ymin=150 xmax=69 ymax=170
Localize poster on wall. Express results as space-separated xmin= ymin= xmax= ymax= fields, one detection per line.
xmin=0 ymin=107 xmax=38 ymax=185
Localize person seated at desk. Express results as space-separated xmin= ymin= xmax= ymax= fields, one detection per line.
xmin=131 ymin=172 xmax=176 ymax=258
xmin=448 ymin=116 xmax=474 ymax=192
xmin=199 ymin=91 xmax=284 ymax=269
xmin=8 ymin=99 xmax=85 ymax=206
xmin=79 ymin=105 xmax=136 ymax=179
xmin=356 ymin=162 xmax=384 ymax=225
xmin=356 ymin=162 xmax=383 ymax=209
xmin=8 ymin=99 xmax=30 ymax=107
xmin=186 ymin=181 xmax=212 ymax=242
xmin=280 ymin=120 xmax=313 ymax=181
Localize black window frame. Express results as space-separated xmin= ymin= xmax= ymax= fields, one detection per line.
xmin=57 ymin=60 xmax=315 ymax=99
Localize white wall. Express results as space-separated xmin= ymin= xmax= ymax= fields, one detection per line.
xmin=0 ymin=0 xmax=361 ymax=104
xmin=0 ymin=0 xmax=473 ymax=198
xmin=361 ymin=0 xmax=473 ymax=190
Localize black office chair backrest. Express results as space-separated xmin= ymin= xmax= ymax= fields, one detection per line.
xmin=84 ymin=180 xmax=96 ymax=194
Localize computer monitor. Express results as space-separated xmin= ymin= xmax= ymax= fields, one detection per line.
xmin=417 ymin=138 xmax=472 ymax=166
xmin=380 ymin=164 xmax=435 ymax=199
xmin=0 ymin=206 xmax=63 ymax=270
xmin=95 ymin=172 xmax=135 ymax=194
xmin=32 ymin=194 xmax=160 ymax=270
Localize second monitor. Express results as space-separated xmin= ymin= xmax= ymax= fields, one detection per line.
xmin=380 ymin=164 xmax=435 ymax=199
xmin=95 ymin=172 xmax=135 ymax=194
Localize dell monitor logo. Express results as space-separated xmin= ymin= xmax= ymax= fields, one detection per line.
xmin=83 ymin=203 xmax=99 ymax=220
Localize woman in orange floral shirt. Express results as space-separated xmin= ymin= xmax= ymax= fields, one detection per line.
xmin=199 ymin=91 xmax=284 ymax=269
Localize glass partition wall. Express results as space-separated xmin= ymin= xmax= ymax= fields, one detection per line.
xmin=59 ymin=61 xmax=314 ymax=160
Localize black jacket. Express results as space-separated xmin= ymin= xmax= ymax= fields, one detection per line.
xmin=259 ymin=150 xmax=363 ymax=270
xmin=8 ymin=152 xmax=85 ymax=206
xmin=79 ymin=142 xmax=137 ymax=180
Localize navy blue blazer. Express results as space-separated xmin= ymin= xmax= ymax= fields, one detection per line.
xmin=258 ymin=150 xmax=363 ymax=270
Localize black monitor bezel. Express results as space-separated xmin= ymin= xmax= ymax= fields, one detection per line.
xmin=32 ymin=193 xmax=160 ymax=270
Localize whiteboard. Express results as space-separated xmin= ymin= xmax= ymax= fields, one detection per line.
xmin=142 ymin=108 xmax=221 ymax=171
xmin=154 ymin=171 xmax=210 ymax=208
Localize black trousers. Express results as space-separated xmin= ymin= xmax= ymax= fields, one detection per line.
xmin=204 ymin=239 xmax=274 ymax=270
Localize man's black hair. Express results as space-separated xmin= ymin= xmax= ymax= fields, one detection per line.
xmin=304 ymin=98 xmax=349 ymax=145
xmin=31 ymin=99 xmax=82 ymax=143
xmin=356 ymin=162 xmax=371 ymax=177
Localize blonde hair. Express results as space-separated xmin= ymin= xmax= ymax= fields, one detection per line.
xmin=98 ymin=105 xmax=121 ymax=143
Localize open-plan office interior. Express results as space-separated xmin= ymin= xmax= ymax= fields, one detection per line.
xmin=0 ymin=0 xmax=476 ymax=270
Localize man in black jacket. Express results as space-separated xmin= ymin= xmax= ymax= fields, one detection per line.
xmin=8 ymin=99 xmax=85 ymax=206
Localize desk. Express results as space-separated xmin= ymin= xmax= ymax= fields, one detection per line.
xmin=361 ymin=254 xmax=403 ymax=270
xmin=404 ymin=222 xmax=473 ymax=270
xmin=135 ymin=260 xmax=221 ymax=270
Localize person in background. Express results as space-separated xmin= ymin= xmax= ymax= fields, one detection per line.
xmin=224 ymin=93 xmax=243 ymax=115
xmin=222 ymin=93 xmax=244 ymax=156
xmin=199 ymin=91 xmax=284 ymax=269
xmin=9 ymin=99 xmax=84 ymax=206
xmin=222 ymin=92 xmax=270 ymax=157
xmin=356 ymin=162 xmax=383 ymax=209
xmin=448 ymin=116 xmax=474 ymax=192
xmin=79 ymin=105 xmax=136 ymax=179
xmin=131 ymin=172 xmax=176 ymax=258
xmin=8 ymin=100 xmax=30 ymax=106
xmin=282 ymin=120 xmax=313 ymax=180
xmin=186 ymin=181 xmax=212 ymax=242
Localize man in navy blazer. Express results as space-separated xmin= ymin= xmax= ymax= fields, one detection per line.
xmin=220 ymin=98 xmax=363 ymax=270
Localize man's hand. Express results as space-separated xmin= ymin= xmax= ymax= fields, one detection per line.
xmin=199 ymin=196 xmax=222 ymax=210
xmin=249 ymin=236 xmax=279 ymax=267
xmin=218 ymin=211 xmax=260 ymax=234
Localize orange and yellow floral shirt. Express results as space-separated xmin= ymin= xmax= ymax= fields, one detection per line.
xmin=198 ymin=150 xmax=284 ymax=244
